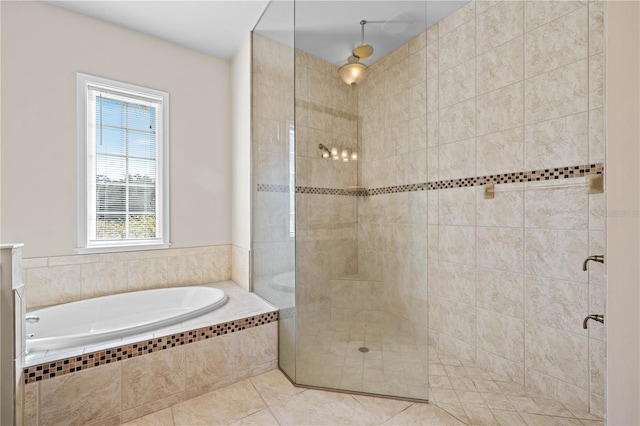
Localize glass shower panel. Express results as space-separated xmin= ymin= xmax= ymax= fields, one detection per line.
xmin=294 ymin=1 xmax=430 ymax=400
xmin=251 ymin=1 xmax=296 ymax=381
xmin=252 ymin=0 xmax=471 ymax=402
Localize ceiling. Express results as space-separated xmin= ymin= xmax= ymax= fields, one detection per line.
xmin=257 ymin=1 xmax=468 ymax=66
xmin=45 ymin=0 xmax=270 ymax=60
xmin=45 ymin=1 xmax=468 ymax=64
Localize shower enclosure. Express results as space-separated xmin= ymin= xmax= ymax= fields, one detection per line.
xmin=252 ymin=0 xmax=607 ymax=416
xmin=251 ymin=0 xmax=438 ymax=400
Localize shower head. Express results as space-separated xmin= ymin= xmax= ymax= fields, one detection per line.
xmin=318 ymin=143 xmax=331 ymax=158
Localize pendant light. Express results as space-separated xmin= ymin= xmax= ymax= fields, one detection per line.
xmin=352 ymin=20 xmax=374 ymax=60
xmin=338 ymin=20 xmax=373 ymax=86
xmin=338 ymin=55 xmax=368 ymax=86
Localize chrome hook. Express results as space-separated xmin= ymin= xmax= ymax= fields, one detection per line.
xmin=583 ymin=314 xmax=604 ymax=329
xmin=583 ymin=255 xmax=604 ymax=271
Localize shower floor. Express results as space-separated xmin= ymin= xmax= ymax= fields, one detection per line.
xmin=295 ymin=318 xmax=430 ymax=400
xmin=291 ymin=317 xmax=604 ymax=425
xmin=123 ymin=352 xmax=604 ymax=425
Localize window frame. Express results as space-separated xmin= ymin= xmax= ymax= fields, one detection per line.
xmin=76 ymin=73 xmax=170 ymax=254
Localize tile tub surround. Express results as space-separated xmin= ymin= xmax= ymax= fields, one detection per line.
xmin=22 ymin=281 xmax=279 ymax=425
xmin=21 ymin=244 xmax=234 ymax=308
xmin=232 ymin=245 xmax=250 ymax=291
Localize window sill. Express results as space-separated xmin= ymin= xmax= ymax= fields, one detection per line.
xmin=76 ymin=242 xmax=171 ymax=255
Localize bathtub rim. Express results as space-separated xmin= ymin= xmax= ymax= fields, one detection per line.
xmin=25 ymin=285 xmax=228 ymax=353
xmin=24 ymin=281 xmax=278 ymax=369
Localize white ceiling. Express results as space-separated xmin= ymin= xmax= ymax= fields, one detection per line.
xmin=45 ymin=0 xmax=270 ymax=60
xmin=44 ymin=0 xmax=468 ymax=64
xmin=257 ymin=1 xmax=469 ymax=65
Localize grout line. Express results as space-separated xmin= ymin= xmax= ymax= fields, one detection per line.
xmin=473 ymin=0 xmax=479 ymax=367
xmin=522 ymin=0 xmax=529 ymax=392
xmin=523 ymin=2 xmax=588 ymax=37
xmin=247 ymin=379 xmax=283 ymax=425
xmin=585 ymin=1 xmax=595 ymax=413
xmin=169 ymin=406 xmax=176 ymax=426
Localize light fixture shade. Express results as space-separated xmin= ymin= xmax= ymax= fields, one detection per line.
xmin=338 ymin=61 xmax=368 ymax=86
xmin=353 ymin=43 xmax=374 ymax=60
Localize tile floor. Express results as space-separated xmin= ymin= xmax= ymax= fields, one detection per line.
xmin=294 ymin=316 xmax=430 ymax=400
xmin=122 ymin=346 xmax=604 ymax=426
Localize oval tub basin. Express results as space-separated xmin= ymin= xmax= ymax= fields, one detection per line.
xmin=270 ymin=271 xmax=295 ymax=293
xmin=26 ymin=286 xmax=227 ymax=353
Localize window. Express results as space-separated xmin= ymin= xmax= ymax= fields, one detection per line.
xmin=77 ymin=73 xmax=170 ymax=253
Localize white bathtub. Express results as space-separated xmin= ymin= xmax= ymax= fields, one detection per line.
xmin=270 ymin=271 xmax=295 ymax=293
xmin=25 ymin=286 xmax=227 ymax=353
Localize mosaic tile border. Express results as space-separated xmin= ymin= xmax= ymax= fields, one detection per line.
xmin=256 ymin=184 xmax=368 ymax=196
xmin=297 ymin=99 xmax=358 ymax=122
xmin=258 ymin=163 xmax=604 ymax=197
xmin=296 ymin=186 xmax=368 ymax=196
xmin=257 ymin=184 xmax=290 ymax=193
xmin=375 ymin=163 xmax=604 ymax=195
xmin=23 ymin=311 xmax=278 ymax=384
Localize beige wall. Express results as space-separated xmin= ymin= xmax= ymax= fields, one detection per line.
xmin=1 ymin=2 xmax=231 ymax=258
xmin=231 ymin=33 xmax=252 ymax=252
xmin=606 ymin=1 xmax=640 ymax=424
xmin=230 ymin=34 xmax=252 ymax=290
xmin=0 ymin=2 xmax=5 ymax=424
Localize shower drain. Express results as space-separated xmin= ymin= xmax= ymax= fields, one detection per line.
xmin=358 ymin=347 xmax=369 ymax=353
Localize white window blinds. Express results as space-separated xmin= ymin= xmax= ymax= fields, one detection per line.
xmin=78 ymin=74 xmax=170 ymax=252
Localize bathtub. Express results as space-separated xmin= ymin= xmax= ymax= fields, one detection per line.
xmin=270 ymin=271 xmax=295 ymax=293
xmin=25 ymin=286 xmax=227 ymax=353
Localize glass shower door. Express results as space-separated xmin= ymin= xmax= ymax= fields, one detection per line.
xmin=292 ymin=0 xmax=430 ymax=400
xmin=251 ymin=0 xmax=296 ymax=381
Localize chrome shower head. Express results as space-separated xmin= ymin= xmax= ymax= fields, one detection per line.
xmin=318 ymin=144 xmax=331 ymax=158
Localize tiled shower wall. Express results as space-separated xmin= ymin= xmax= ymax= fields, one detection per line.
xmin=294 ymin=48 xmax=360 ymax=323
xmin=21 ymin=245 xmax=232 ymax=308
xmin=253 ymin=0 xmax=605 ymax=414
xmin=251 ymin=34 xmax=296 ymax=301
xmin=356 ymin=34 xmax=430 ymax=340
xmin=413 ymin=0 xmax=604 ymax=415
xmin=252 ymin=33 xmax=361 ymax=319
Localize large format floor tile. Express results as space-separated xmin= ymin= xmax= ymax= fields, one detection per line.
xmin=123 ymin=346 xmax=604 ymax=426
